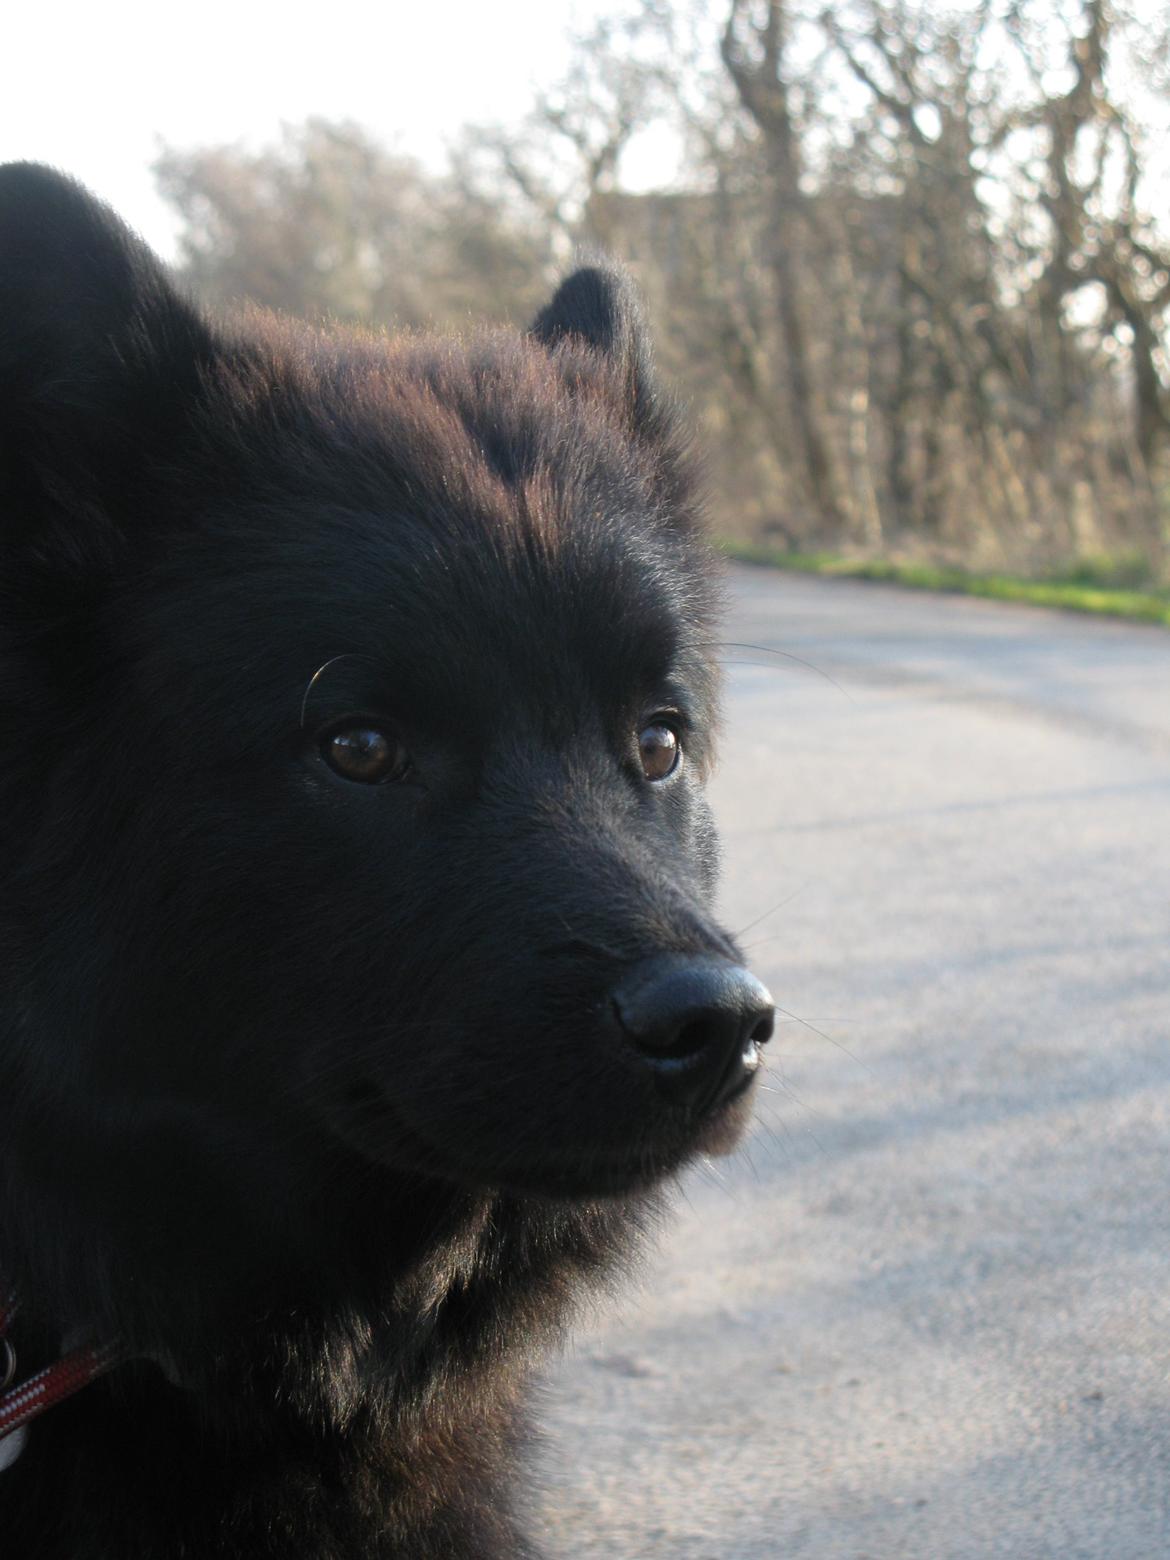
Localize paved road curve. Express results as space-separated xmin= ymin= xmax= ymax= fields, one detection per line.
xmin=535 ymin=565 xmax=1170 ymax=1559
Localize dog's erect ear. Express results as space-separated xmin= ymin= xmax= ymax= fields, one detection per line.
xmin=0 ymin=162 xmax=216 ymax=559
xmin=531 ymin=264 xmax=661 ymax=433
xmin=532 ymin=263 xmax=700 ymax=523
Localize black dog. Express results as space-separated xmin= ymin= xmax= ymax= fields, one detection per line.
xmin=0 ymin=163 xmax=773 ymax=1558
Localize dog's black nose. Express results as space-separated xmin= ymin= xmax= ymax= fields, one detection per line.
xmin=613 ymin=955 xmax=774 ymax=1112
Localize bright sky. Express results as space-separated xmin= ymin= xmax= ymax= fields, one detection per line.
xmin=2 ymin=0 xmax=597 ymax=259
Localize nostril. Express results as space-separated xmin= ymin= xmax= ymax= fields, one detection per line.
xmin=749 ymin=1010 xmax=775 ymax=1048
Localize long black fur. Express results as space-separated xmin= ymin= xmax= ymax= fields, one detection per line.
xmin=0 ymin=164 xmax=752 ymax=1557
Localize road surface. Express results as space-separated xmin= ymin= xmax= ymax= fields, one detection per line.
xmin=535 ymin=565 xmax=1170 ymax=1559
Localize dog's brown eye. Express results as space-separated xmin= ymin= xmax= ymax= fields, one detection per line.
xmin=638 ymin=722 xmax=680 ymax=782
xmin=322 ymin=726 xmax=411 ymax=784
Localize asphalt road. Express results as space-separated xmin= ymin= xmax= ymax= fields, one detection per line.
xmin=534 ymin=564 xmax=1170 ymax=1560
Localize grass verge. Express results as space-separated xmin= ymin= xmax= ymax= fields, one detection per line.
xmin=719 ymin=541 xmax=1170 ymax=628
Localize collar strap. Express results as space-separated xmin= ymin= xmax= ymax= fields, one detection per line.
xmin=0 ymin=1294 xmax=124 ymax=1453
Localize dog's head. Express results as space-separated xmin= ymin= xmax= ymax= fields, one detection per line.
xmin=0 ymin=165 xmax=771 ymax=1337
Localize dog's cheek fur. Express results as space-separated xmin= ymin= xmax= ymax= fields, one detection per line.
xmin=0 ymin=164 xmax=736 ymax=1559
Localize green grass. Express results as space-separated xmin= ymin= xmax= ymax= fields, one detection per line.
xmin=718 ymin=540 xmax=1170 ymax=628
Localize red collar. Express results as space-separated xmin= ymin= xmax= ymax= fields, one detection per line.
xmin=0 ymin=1293 xmax=123 ymax=1467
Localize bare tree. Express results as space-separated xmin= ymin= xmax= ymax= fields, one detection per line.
xmin=156 ymin=120 xmax=553 ymax=329
xmin=154 ymin=0 xmax=1170 ymax=576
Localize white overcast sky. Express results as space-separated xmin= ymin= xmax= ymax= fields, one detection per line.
xmin=2 ymin=0 xmax=603 ymax=258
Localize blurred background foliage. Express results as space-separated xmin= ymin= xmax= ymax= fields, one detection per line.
xmin=155 ymin=0 xmax=1170 ymax=580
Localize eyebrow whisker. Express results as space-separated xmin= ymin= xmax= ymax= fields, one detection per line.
xmin=299 ymin=653 xmax=384 ymax=729
xmin=708 ymin=641 xmax=854 ymax=703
